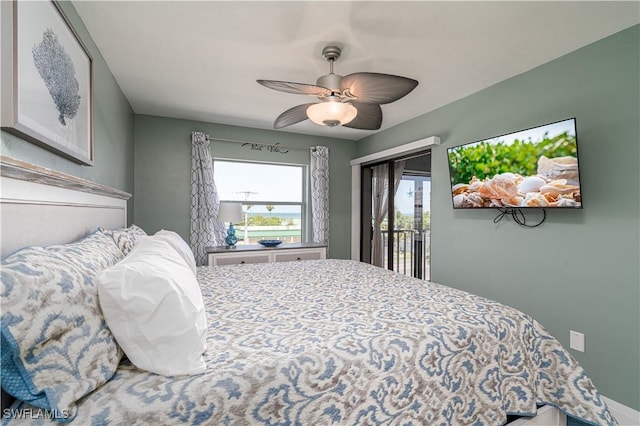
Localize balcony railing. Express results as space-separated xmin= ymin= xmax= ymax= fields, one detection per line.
xmin=381 ymin=229 xmax=430 ymax=280
xmin=234 ymin=225 xmax=301 ymax=245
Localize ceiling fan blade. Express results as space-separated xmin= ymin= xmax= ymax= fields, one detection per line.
xmin=257 ymin=80 xmax=332 ymax=97
xmin=273 ymin=103 xmax=316 ymax=129
xmin=343 ymin=102 xmax=382 ymax=130
xmin=340 ymin=72 xmax=418 ymax=104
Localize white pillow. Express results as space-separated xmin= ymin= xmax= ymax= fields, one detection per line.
xmin=154 ymin=230 xmax=197 ymax=276
xmin=96 ymin=237 xmax=207 ymax=376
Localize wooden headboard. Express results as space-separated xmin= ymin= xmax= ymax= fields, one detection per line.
xmin=1 ymin=156 xmax=131 ymax=257
xmin=0 ymin=156 xmax=131 ymax=409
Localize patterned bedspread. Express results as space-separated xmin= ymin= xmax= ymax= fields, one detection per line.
xmin=7 ymin=259 xmax=615 ymax=425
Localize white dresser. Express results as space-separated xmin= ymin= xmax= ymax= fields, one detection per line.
xmin=206 ymin=243 xmax=327 ymax=266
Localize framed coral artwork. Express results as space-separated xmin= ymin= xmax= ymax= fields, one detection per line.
xmin=1 ymin=1 xmax=93 ymax=165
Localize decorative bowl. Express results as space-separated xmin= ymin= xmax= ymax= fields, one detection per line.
xmin=258 ymin=239 xmax=282 ymax=247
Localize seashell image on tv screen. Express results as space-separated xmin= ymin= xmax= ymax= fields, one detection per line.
xmin=447 ymin=118 xmax=582 ymax=209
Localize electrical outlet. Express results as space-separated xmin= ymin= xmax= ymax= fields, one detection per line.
xmin=570 ymin=330 xmax=585 ymax=352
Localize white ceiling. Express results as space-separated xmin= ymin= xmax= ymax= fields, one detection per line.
xmin=73 ymin=1 xmax=639 ymax=141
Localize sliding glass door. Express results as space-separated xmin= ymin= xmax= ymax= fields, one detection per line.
xmin=361 ymin=152 xmax=431 ymax=280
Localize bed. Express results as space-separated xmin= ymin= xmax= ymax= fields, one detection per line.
xmin=1 ymin=157 xmax=617 ymax=425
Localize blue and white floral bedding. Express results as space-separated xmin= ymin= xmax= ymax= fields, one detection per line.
xmin=7 ymin=259 xmax=615 ymax=425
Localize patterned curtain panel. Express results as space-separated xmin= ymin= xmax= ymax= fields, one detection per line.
xmin=371 ymin=163 xmax=389 ymax=268
xmin=310 ymin=146 xmax=330 ymax=250
xmin=190 ymin=132 xmax=226 ymax=266
xmin=371 ymin=160 xmax=405 ymax=267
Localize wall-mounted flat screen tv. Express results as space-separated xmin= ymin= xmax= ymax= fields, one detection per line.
xmin=447 ymin=118 xmax=582 ymax=209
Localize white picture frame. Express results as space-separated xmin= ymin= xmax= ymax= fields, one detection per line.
xmin=1 ymin=1 xmax=93 ymax=166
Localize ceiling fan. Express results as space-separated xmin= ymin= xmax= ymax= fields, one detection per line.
xmin=257 ymin=45 xmax=419 ymax=130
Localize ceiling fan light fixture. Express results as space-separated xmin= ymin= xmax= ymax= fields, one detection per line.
xmin=259 ymin=44 xmax=418 ymax=130
xmin=306 ymin=100 xmax=357 ymax=127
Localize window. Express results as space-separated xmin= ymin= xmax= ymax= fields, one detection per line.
xmin=361 ymin=151 xmax=431 ymax=280
xmin=213 ymin=160 xmax=306 ymax=245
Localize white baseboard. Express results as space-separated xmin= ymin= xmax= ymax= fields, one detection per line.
xmin=604 ymin=396 xmax=640 ymax=426
xmin=509 ymin=405 xmax=566 ymax=425
xmin=507 ymin=397 xmax=638 ymax=426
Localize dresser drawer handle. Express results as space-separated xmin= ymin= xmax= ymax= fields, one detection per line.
xmin=296 ymin=257 xmax=302 ymax=261
xmin=240 ymin=260 xmax=245 ymax=264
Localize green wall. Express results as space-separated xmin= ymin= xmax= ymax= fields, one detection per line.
xmin=0 ymin=2 xmax=135 ymax=223
xmin=357 ymin=25 xmax=640 ymax=410
xmin=133 ymin=115 xmax=356 ymax=259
